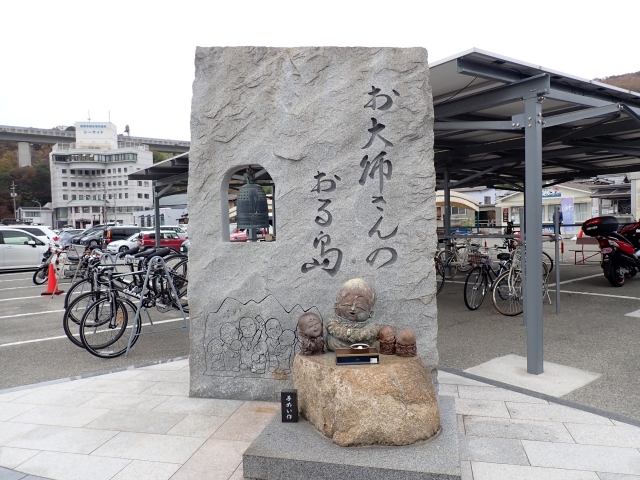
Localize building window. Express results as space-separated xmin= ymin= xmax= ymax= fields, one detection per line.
xmin=138 ymin=193 xmax=142 ymax=199
xmin=72 ymin=195 xmax=77 ymax=200
xmin=119 ymin=193 xmax=122 ymax=199
xmin=124 ymin=180 xmax=128 ymax=185
xmin=77 ymin=170 xmax=82 ymax=175
xmin=125 ymin=193 xmax=129 ymax=198
xmin=84 ymin=170 xmax=89 ymax=175
xmin=63 ymin=194 xmax=68 ymax=200
xmin=451 ymin=207 xmax=467 ymax=215
xmin=92 ymin=195 xmax=96 ymax=200
xmin=85 ymin=183 xmax=90 ymax=187
xmin=144 ymin=181 xmax=149 ymax=187
xmin=109 ymin=194 xmax=113 ymax=199
xmin=101 ymin=170 xmax=105 ymax=174
xmin=70 ymin=169 xmax=76 ymax=174
xmin=83 ymin=207 xmax=90 ymax=213
xmin=144 ymin=194 xmax=149 ymax=199
xmin=70 ymin=182 xmax=76 ymax=187
xmin=118 ymin=181 xmax=122 ymax=186
xmin=124 ymin=168 xmax=127 ymax=173
xmin=575 ymin=203 xmax=589 ymax=222
xmin=108 ymin=169 xmax=111 ymax=174
xmin=138 ymin=181 xmax=142 ymax=186
xmin=62 ymin=182 xmax=67 ymax=187
xmin=108 ymin=181 xmax=112 ymax=186
xmin=484 ymin=196 xmax=491 ymax=205
xmin=118 ymin=168 xmax=121 ymax=173
xmin=62 ymin=169 xmax=67 ymax=173
xmin=92 ymin=183 xmax=96 ymax=187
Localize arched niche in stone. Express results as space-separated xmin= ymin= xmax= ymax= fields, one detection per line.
xmin=220 ymin=164 xmax=276 ymax=242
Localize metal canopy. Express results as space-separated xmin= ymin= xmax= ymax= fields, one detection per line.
xmin=129 ymin=152 xmax=190 ymax=187
xmin=431 ymin=48 xmax=640 ymax=189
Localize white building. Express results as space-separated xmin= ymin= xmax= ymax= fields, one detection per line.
xmin=50 ymin=122 xmax=154 ymax=228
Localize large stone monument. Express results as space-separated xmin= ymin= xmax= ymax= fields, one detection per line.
xmin=188 ymin=46 xmax=437 ymax=401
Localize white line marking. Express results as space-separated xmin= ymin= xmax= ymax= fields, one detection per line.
xmin=548 ymin=274 xmax=604 ymax=287
xmin=560 ymin=290 xmax=640 ymax=301
xmin=0 ymin=310 xmax=64 ymax=320
xmin=0 ymin=317 xmax=188 ymax=347
xmin=0 ymin=285 xmax=44 ymax=291
xmin=0 ymin=272 xmax=37 ymax=276
xmin=0 ymin=278 xmax=33 ymax=282
xmin=625 ymin=309 xmax=640 ymax=318
xmin=0 ymin=295 xmax=47 ymax=302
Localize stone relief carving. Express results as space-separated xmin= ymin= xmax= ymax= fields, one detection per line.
xmin=203 ymin=295 xmax=322 ymax=377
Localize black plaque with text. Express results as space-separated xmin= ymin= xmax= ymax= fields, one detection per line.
xmin=281 ymin=389 xmax=298 ymax=423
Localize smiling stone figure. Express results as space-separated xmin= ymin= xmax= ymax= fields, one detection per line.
xmin=325 ymin=278 xmax=380 ymax=351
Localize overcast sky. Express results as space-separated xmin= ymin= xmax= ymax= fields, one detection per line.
xmin=1 ymin=0 xmax=638 ymax=141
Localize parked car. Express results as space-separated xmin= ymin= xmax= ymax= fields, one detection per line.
xmin=156 ymin=225 xmax=188 ymax=238
xmin=0 ymin=229 xmax=49 ymax=270
xmin=106 ymin=233 xmax=143 ymax=254
xmin=137 ymin=231 xmax=187 ymax=250
xmin=71 ymin=227 xmax=102 ymax=245
xmin=230 ymin=230 xmax=248 ymax=242
xmin=179 ymin=239 xmax=190 ymax=255
xmin=105 ymin=225 xmax=149 ymax=245
xmin=79 ymin=229 xmax=105 ymax=248
xmin=0 ymin=225 xmax=59 ymax=245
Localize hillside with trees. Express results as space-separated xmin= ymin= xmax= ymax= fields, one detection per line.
xmin=595 ymin=71 xmax=640 ymax=93
xmin=0 ymin=142 xmax=52 ymax=219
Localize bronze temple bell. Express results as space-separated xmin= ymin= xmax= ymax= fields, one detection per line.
xmin=236 ymin=169 xmax=270 ymax=231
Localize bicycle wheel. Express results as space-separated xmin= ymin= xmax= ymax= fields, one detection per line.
xmin=464 ymin=266 xmax=487 ymax=310
xmin=63 ymin=291 xmax=107 ymax=348
xmin=434 ymin=257 xmax=445 ymax=295
xmin=33 ymin=266 xmax=49 ymax=285
xmin=492 ymin=270 xmax=523 ymax=316
xmin=163 ymin=258 xmax=189 ymax=313
xmin=542 ymin=251 xmax=554 ymax=274
xmin=64 ymin=278 xmax=103 ymax=309
xmin=437 ymin=250 xmax=458 ymax=280
xmin=80 ymin=297 xmax=141 ymax=359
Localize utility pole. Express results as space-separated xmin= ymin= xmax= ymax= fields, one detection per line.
xmin=10 ymin=181 xmax=18 ymax=219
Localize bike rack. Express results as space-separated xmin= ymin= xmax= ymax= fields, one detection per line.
xmin=124 ymin=255 xmax=189 ymax=357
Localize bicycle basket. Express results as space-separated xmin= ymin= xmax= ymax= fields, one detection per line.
xmin=468 ymin=252 xmax=490 ymax=265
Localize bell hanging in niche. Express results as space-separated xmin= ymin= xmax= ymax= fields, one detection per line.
xmin=236 ymin=167 xmax=270 ymax=230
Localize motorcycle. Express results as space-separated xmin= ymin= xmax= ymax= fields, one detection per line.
xmin=32 ymin=245 xmax=55 ymax=285
xmin=582 ymin=216 xmax=640 ymax=287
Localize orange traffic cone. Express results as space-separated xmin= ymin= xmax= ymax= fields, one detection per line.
xmin=41 ymin=263 xmax=64 ymax=296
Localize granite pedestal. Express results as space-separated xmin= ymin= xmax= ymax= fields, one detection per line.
xmin=243 ymin=395 xmax=460 ymax=480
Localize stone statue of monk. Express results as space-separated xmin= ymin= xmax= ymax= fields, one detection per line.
xmin=325 ymin=278 xmax=380 ymax=351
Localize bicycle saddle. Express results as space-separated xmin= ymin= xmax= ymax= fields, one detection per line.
xmin=117 ymin=246 xmax=140 ymax=258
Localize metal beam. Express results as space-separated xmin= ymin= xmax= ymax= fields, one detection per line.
xmin=621 ymin=104 xmax=640 ymax=126
xmin=156 ymin=172 xmax=189 ymax=187
xmin=457 ymin=58 xmax=640 ymax=109
xmin=435 ymin=74 xmax=550 ymax=119
xmin=543 ymin=104 xmax=623 ymax=128
xmin=434 ymin=121 xmax=517 ymax=131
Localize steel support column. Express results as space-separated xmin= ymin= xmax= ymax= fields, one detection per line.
xmin=524 ymin=97 xmax=544 ymax=375
xmin=443 ymin=171 xmax=451 ymax=237
xmin=153 ymin=181 xmax=161 ymax=248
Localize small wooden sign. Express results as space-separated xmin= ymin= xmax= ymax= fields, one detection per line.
xmin=281 ymin=389 xmax=298 ymax=422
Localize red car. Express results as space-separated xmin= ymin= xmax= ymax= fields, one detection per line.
xmin=137 ymin=231 xmax=187 ymax=250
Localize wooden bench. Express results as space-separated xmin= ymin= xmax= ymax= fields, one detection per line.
xmin=571 ymin=236 xmax=601 ymax=264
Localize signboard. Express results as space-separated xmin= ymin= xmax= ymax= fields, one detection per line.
xmin=542 ymin=187 xmax=561 ymax=198
xmin=561 ymin=198 xmax=575 ymax=234
xmin=503 ymin=208 xmax=509 ymax=223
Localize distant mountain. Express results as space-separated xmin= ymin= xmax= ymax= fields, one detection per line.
xmin=595 ymin=71 xmax=640 ymax=93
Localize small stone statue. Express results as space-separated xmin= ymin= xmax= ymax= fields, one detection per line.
xmin=396 ymin=329 xmax=417 ymax=357
xmin=297 ymin=313 xmax=325 ymax=356
xmin=325 ymin=278 xmax=380 ymax=351
xmin=378 ymin=326 xmax=396 ymax=355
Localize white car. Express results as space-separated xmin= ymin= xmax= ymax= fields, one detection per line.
xmin=158 ymin=226 xmax=188 ymax=238
xmin=0 ymin=228 xmax=49 ymax=270
xmin=0 ymin=225 xmax=59 ymax=246
xmin=106 ymin=233 xmax=141 ymax=254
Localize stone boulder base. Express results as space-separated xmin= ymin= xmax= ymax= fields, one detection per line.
xmin=293 ymin=353 xmax=440 ymax=447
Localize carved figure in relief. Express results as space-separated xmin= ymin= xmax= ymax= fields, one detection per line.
xmin=378 ymin=325 xmax=396 ymax=355
xmin=265 ymin=318 xmax=283 ymax=373
xmin=206 ymin=338 xmax=224 ymax=370
xmin=325 ymin=278 xmax=380 ymax=351
xmin=251 ymin=341 xmax=268 ymax=374
xmin=396 ymin=328 xmax=417 ymax=357
xmin=297 ymin=312 xmax=325 ymax=356
xmin=220 ymin=323 xmax=242 ymax=371
xmin=239 ymin=317 xmax=261 ymax=371
xmin=276 ymin=330 xmax=297 ymax=372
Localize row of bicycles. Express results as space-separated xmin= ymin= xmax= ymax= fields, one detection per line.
xmin=61 ymin=246 xmax=188 ymax=359
xmin=434 ymin=237 xmax=553 ymax=316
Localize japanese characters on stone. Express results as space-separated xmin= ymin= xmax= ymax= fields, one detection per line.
xmin=301 ymin=171 xmax=343 ymax=276
xmin=361 ymin=86 xmax=400 ymax=269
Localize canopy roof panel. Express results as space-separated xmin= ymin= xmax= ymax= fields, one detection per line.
xmin=431 ymin=48 xmax=640 ymax=190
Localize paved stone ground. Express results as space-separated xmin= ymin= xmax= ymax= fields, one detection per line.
xmin=2 ymin=360 xmax=640 ymax=480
